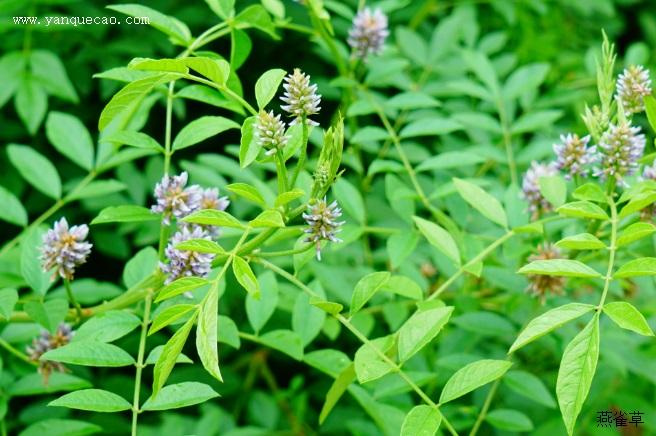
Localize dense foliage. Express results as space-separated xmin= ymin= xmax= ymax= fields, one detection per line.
xmin=1 ymin=1 xmax=656 ymax=435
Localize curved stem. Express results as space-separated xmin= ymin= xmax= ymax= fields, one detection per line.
xmin=251 ymin=244 xmax=313 ymax=258
xmin=275 ymin=150 xmax=288 ymax=195
xmin=0 ymin=338 xmax=37 ymax=366
xmin=64 ymin=279 xmax=82 ymax=321
xmin=468 ymin=376 xmax=501 ymax=436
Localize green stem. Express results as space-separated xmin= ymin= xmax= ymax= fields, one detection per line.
xmin=597 ymin=194 xmax=617 ymax=308
xmin=0 ymin=338 xmax=37 ymax=366
xmin=163 ymin=81 xmax=175 ymax=176
xmin=64 ymin=279 xmax=82 ymax=321
xmin=275 ymin=150 xmax=288 ymax=195
xmin=290 ymin=118 xmax=309 ymax=189
xmin=256 ymin=258 xmax=459 ymax=436
xmin=252 ymin=244 xmax=313 ymax=258
xmin=468 ymin=376 xmax=501 ymax=436
xmin=131 ymin=293 xmax=152 ymax=436
xmin=428 ymin=230 xmax=514 ymax=301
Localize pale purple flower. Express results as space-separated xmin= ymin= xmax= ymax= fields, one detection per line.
xmin=180 ymin=187 xmax=230 ymax=238
xmin=303 ymin=198 xmax=345 ymax=260
xmin=255 ymin=110 xmax=288 ymax=156
xmin=40 ymin=218 xmax=92 ymax=280
xmin=553 ymin=133 xmax=597 ymax=179
xmin=616 ymin=65 xmax=652 ymax=115
xmin=151 ymin=171 xmax=202 ymax=225
xmin=643 ymin=162 xmax=656 ymax=180
xmin=522 ymin=161 xmax=559 ymax=220
xmin=27 ymin=323 xmax=74 ymax=382
xmin=161 ymin=226 xmax=215 ymax=284
xmin=348 ymin=8 xmax=389 ymax=59
xmin=280 ymin=69 xmax=321 ymax=126
xmin=595 ymin=122 xmax=646 ymax=185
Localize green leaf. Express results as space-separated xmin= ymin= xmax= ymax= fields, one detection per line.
xmin=398 ymin=306 xmax=453 ymax=362
xmin=503 ymin=63 xmax=549 ymax=100
xmin=205 ymin=0 xmax=235 ymax=19
xmin=399 ymin=118 xmax=462 ymax=138
xmin=255 ymin=68 xmax=286 ymax=109
xmin=129 ymin=57 xmax=188 ymax=73
xmin=145 ymin=346 xmax=193 ymax=365
xmin=184 ymin=57 xmax=230 ymax=85
xmin=218 ymin=315 xmax=241 ymax=349
xmin=142 ymin=382 xmax=219 ymax=411
xmin=0 ymin=184 xmax=27 ymax=226
xmin=8 ymin=144 xmax=61 ymax=199
xmin=68 ymin=180 xmax=127 ymax=201
xmin=555 ymin=233 xmax=605 ymax=250
xmin=21 ymin=229 xmax=51 ymax=295
xmin=233 ymin=256 xmax=260 ymax=298
xmin=45 ymin=112 xmax=94 ymax=170
xmin=486 ymin=409 xmax=534 ymax=432
xmin=354 ymin=335 xmax=396 ymax=383
xmin=619 ymin=190 xmax=656 ymax=218
xmin=156 ymin=277 xmax=209 ymax=302
xmin=386 ymin=232 xmax=419 ymax=271
xmin=439 ymin=359 xmax=512 ymax=404
xmin=20 ymin=419 xmax=101 ymax=436
xmin=400 ymin=405 xmax=442 ymax=436
xmin=617 ymin=222 xmax=656 ymax=247
xmin=25 ymin=299 xmax=67 ymax=332
xmin=510 ymin=110 xmax=562 ymax=134
xmin=412 ymin=216 xmax=460 ymax=265
xmin=309 ymin=297 xmax=343 ymax=315
xmin=518 ymin=259 xmax=601 ymax=278
xmin=386 ymin=92 xmax=440 ymax=110
xmin=451 ymin=311 xmax=515 ymax=337
xmin=538 ymin=175 xmax=567 ymax=208
xmin=572 ymin=183 xmax=607 ymax=203
xmin=453 ymin=178 xmax=508 ymax=227
xmin=9 ymin=372 xmax=91 ymax=396
xmin=149 ymin=304 xmax=197 ymax=335
xmin=503 ymin=370 xmax=556 ymax=408
xmin=258 ymin=329 xmax=303 ymax=360
xmin=0 ymin=52 xmax=22 ymax=108
xmin=181 ymin=209 xmax=245 ymax=228
xmin=98 ymin=74 xmax=173 ymax=131
xmin=614 ymin=257 xmax=656 ymax=278
xmin=246 ymin=271 xmax=278 ymax=333
xmin=123 ymin=247 xmax=158 ymax=288
xmin=104 ymin=130 xmax=164 ymax=152
xmin=226 ymin=183 xmax=266 ymax=207
xmin=556 ymin=315 xmax=599 ymax=436
xmin=509 ymin=303 xmax=595 ymax=353
xmin=197 ymin=284 xmax=223 ymax=382
xmin=0 ymin=288 xmax=18 ymax=320
xmin=41 ymin=341 xmax=136 ymax=367
xmin=239 ymin=116 xmax=260 ymax=168
xmin=275 ymin=188 xmax=305 ymax=207
xmin=350 ymin=272 xmax=391 ymax=315
xmin=416 ymin=151 xmax=486 ymax=172
xmin=557 ymin=201 xmax=608 ymax=220
xmin=293 ymin=293 xmax=325 ymax=346
xmin=175 ymin=238 xmax=226 ymax=254
xmin=91 ymin=205 xmax=159 ymax=224
xmin=15 ymin=77 xmax=47 ymax=135
xmin=49 ymin=389 xmax=131 ymax=412
xmin=74 ymin=311 xmax=141 ymax=342
xmin=382 ymin=275 xmax=423 ymax=300
xmin=334 ymin=178 xmax=365 ymax=224
xmin=319 ymin=363 xmax=356 ymax=424
xmin=235 ymin=4 xmax=277 ymax=38
xmin=172 ymin=116 xmax=239 ymax=151
xmin=644 ymin=95 xmax=656 ymax=133
xmin=153 ymin=310 xmax=199 ymax=395
xmin=603 ymin=301 xmax=654 ymax=336
xmin=249 ymin=209 xmax=285 ymax=228
xmin=108 ymin=4 xmax=191 ymax=45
